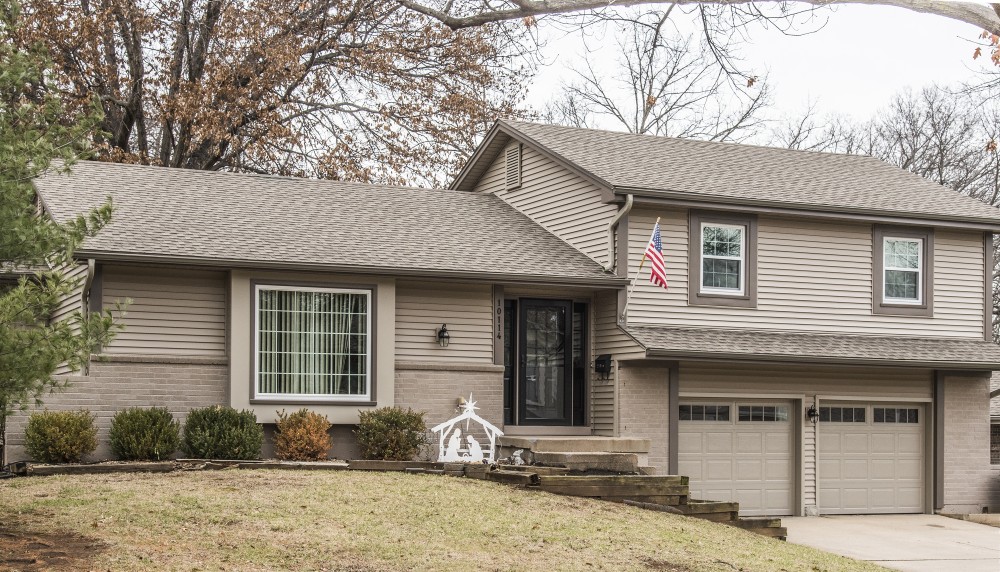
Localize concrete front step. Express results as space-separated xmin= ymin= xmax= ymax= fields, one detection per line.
xmin=499 ymin=436 xmax=651 ymax=453
xmin=533 ymin=452 xmax=640 ymax=473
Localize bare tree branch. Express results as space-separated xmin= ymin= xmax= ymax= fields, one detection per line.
xmin=396 ymin=0 xmax=1000 ymax=35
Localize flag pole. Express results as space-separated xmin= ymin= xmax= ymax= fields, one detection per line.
xmin=621 ymin=217 xmax=660 ymax=322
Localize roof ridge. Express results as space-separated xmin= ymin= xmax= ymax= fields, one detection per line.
xmin=60 ymin=159 xmax=446 ymax=194
xmin=499 ymin=119 xmax=885 ymax=162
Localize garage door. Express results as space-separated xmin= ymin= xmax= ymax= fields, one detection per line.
xmin=678 ymin=400 xmax=794 ymax=516
xmin=818 ymin=403 xmax=924 ymax=514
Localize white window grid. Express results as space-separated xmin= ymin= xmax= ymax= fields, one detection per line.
xmin=700 ymin=222 xmax=745 ymax=295
xmin=883 ymin=236 xmax=923 ymax=305
xmin=254 ymin=284 xmax=373 ymax=402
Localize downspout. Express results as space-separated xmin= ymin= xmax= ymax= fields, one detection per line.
xmin=83 ymin=259 xmax=96 ymax=312
xmin=603 ymin=193 xmax=633 ymax=273
xmin=82 ymin=259 xmax=96 ymax=376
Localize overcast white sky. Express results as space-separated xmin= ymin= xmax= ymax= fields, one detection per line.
xmin=525 ymin=3 xmax=996 ymax=126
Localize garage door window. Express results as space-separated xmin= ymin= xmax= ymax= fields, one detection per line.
xmin=818 ymin=406 xmax=866 ymax=423
xmin=874 ymin=407 xmax=919 ymax=423
xmin=738 ymin=405 xmax=788 ymax=422
xmin=679 ymin=404 xmax=730 ymax=421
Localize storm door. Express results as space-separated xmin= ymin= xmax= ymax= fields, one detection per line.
xmin=503 ymin=299 xmax=586 ymax=426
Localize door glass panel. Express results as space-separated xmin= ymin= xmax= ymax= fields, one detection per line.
xmin=503 ymin=300 xmax=516 ymax=425
xmin=523 ymin=302 xmax=568 ymax=423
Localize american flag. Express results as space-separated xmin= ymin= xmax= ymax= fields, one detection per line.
xmin=644 ymin=223 xmax=669 ymax=290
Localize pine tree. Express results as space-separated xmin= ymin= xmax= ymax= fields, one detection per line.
xmin=0 ymin=0 xmax=121 ymax=465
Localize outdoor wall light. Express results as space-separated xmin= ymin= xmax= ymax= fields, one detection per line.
xmin=806 ymin=404 xmax=819 ymax=423
xmin=436 ymin=324 xmax=450 ymax=348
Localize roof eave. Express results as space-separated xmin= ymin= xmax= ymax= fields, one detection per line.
xmin=643 ymin=347 xmax=1000 ymax=371
xmin=76 ymin=251 xmax=629 ymax=288
xmin=451 ymin=120 xmax=617 ymax=202
xmin=621 ymin=188 xmax=1000 ymax=232
xmin=450 ymin=122 xmax=505 ymax=191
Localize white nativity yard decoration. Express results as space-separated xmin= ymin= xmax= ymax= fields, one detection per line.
xmin=432 ymin=395 xmax=503 ymax=463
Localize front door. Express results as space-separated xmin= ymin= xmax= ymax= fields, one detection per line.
xmin=504 ymin=299 xmax=586 ymax=426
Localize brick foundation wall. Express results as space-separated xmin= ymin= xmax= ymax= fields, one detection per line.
xmin=617 ymin=362 xmax=670 ymax=474
xmin=942 ymin=372 xmax=1000 ymax=513
xmin=393 ymin=361 xmax=504 ymax=429
xmin=393 ymin=361 xmax=504 ymax=460
xmin=5 ymin=355 xmax=229 ymax=463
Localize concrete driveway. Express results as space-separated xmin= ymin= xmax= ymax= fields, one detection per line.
xmin=783 ymin=515 xmax=1000 ymax=572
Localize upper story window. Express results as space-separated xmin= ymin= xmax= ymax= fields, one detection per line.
xmin=883 ymin=237 xmax=923 ymax=303
xmin=701 ymin=223 xmax=745 ymax=294
xmin=873 ymin=226 xmax=933 ymax=317
xmin=253 ymin=284 xmax=372 ymax=402
xmin=688 ymin=211 xmax=757 ymax=308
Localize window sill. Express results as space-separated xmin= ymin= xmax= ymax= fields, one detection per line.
xmin=689 ymin=292 xmax=755 ymax=309
xmin=250 ymin=398 xmax=377 ymax=407
xmin=873 ymin=303 xmax=932 ymax=317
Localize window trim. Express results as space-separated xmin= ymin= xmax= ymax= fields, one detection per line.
xmin=688 ymin=211 xmax=757 ymax=308
xmin=873 ymin=225 xmax=933 ymax=317
xmin=251 ymin=282 xmax=375 ymax=404
xmin=699 ymin=222 xmax=746 ymax=296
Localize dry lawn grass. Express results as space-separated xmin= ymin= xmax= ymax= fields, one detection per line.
xmin=0 ymin=470 xmax=889 ymax=572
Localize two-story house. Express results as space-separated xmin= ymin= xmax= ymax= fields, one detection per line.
xmin=10 ymin=120 xmax=1000 ymax=517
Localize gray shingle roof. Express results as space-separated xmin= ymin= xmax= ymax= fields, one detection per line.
xmin=626 ymin=325 xmax=1000 ymax=370
xmin=35 ymin=161 xmax=622 ymax=285
xmin=483 ymin=120 xmax=1000 ymax=225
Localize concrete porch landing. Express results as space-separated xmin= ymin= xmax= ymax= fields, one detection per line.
xmin=498 ymin=436 xmax=652 ymax=473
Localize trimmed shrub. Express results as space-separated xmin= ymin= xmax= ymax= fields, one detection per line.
xmin=109 ymin=407 xmax=180 ymax=461
xmin=24 ymin=410 xmax=98 ymax=464
xmin=180 ymin=406 xmax=263 ymax=460
xmin=274 ymin=409 xmax=332 ymax=461
xmin=355 ymin=407 xmax=427 ymax=461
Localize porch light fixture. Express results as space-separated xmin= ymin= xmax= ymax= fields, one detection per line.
xmin=806 ymin=404 xmax=819 ymax=423
xmin=436 ymin=324 xmax=450 ymax=348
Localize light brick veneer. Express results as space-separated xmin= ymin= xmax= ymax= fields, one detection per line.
xmin=5 ymin=355 xmax=228 ymax=462
xmin=942 ymin=372 xmax=1000 ymax=512
xmin=393 ymin=361 xmax=505 ymax=430
xmin=617 ymin=362 xmax=670 ymax=474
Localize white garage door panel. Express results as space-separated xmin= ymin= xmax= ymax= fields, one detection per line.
xmin=679 ymin=400 xmax=794 ymax=517
xmin=818 ymin=403 xmax=924 ymax=515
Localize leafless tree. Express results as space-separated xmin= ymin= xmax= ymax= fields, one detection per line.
xmin=544 ymin=9 xmax=770 ymax=141
xmin=397 ymin=0 xmax=1000 ymax=37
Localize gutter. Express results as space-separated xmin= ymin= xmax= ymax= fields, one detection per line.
xmin=603 ymin=193 xmax=633 ymax=273
xmin=72 ymin=251 xmax=631 ymax=288
xmin=619 ymin=188 xmax=1000 ymax=232
xmin=643 ymin=348 xmax=1000 ymax=371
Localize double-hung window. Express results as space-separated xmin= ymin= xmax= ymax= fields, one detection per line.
xmin=883 ymin=237 xmax=922 ymax=304
xmin=254 ymin=284 xmax=372 ymax=402
xmin=701 ymin=223 xmax=745 ymax=294
xmin=688 ymin=211 xmax=757 ymax=308
xmin=873 ymin=226 xmax=933 ymax=316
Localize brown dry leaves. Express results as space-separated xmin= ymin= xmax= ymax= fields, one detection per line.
xmin=9 ymin=0 xmax=532 ymax=185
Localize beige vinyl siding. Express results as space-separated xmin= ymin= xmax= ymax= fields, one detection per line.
xmin=804 ymin=417 xmax=817 ymax=510
xmin=102 ymin=265 xmax=227 ymax=357
xmin=680 ymin=362 xmax=933 ymax=399
xmin=395 ymin=280 xmax=493 ymax=364
xmin=473 ymin=142 xmax=618 ymax=266
xmin=52 ymin=261 xmax=89 ymax=374
xmin=626 ymin=208 xmax=985 ymax=337
xmin=593 ymin=292 xmax=648 ymax=435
